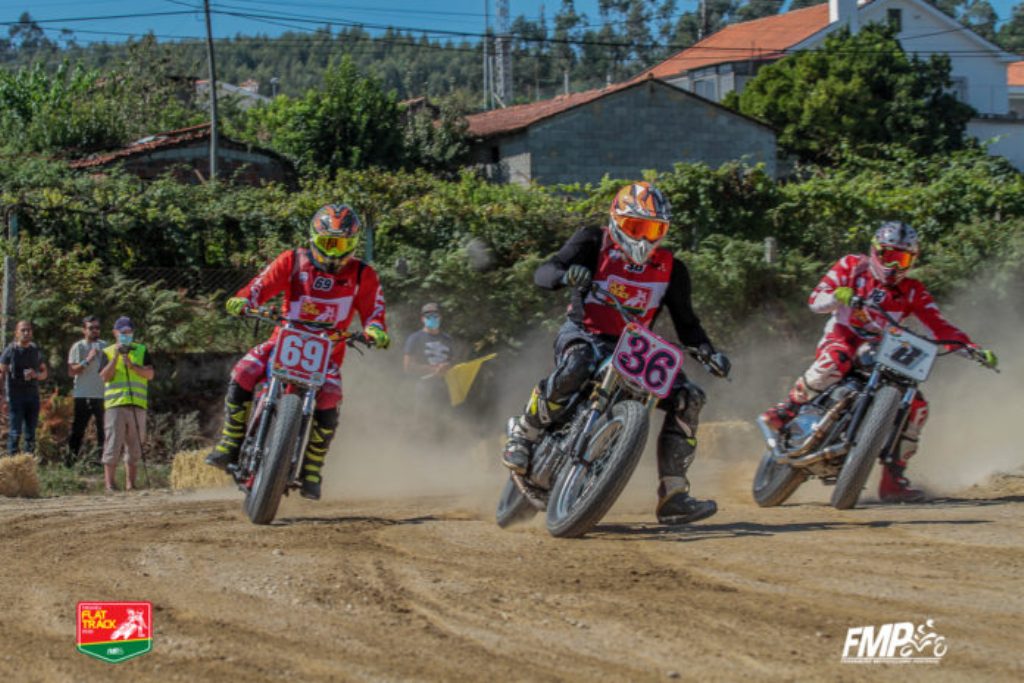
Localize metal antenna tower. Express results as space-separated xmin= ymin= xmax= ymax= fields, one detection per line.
xmin=492 ymin=0 xmax=512 ymax=107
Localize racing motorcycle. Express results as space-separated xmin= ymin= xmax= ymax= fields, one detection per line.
xmin=496 ymin=285 xmax=728 ymax=538
xmin=230 ymin=308 xmax=370 ymax=524
xmin=752 ymin=299 xmax=997 ymax=509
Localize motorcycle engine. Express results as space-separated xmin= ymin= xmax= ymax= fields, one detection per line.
xmin=784 ymin=405 xmax=825 ymax=449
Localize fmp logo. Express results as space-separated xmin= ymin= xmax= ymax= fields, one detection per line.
xmin=841 ymin=619 xmax=947 ymax=664
xmin=77 ymin=601 xmax=152 ymax=663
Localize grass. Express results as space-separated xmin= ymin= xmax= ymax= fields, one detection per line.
xmin=37 ymin=460 xmax=172 ymax=497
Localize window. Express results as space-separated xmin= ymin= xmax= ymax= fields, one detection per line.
xmin=694 ymin=77 xmax=718 ymax=101
xmin=887 ymin=8 xmax=902 ymax=32
xmin=490 ymin=145 xmax=500 ymax=163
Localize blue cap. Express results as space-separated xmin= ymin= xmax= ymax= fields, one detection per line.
xmin=113 ymin=316 xmax=134 ymax=331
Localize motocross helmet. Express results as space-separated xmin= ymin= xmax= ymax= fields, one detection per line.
xmin=869 ymin=221 xmax=919 ymax=286
xmin=608 ymin=182 xmax=671 ymax=265
xmin=309 ymin=203 xmax=360 ymax=273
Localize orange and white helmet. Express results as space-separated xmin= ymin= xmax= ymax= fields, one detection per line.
xmin=607 ymin=182 xmax=671 ymax=265
xmin=309 ymin=203 xmax=361 ymax=273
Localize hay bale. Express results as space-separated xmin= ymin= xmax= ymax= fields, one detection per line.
xmin=0 ymin=454 xmax=40 ymax=498
xmin=171 ymin=448 xmax=233 ymax=489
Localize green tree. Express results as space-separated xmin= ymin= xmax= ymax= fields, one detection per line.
xmin=729 ymin=25 xmax=975 ymax=160
xmin=997 ymin=4 xmax=1024 ymax=51
xmin=243 ymin=56 xmax=404 ymax=174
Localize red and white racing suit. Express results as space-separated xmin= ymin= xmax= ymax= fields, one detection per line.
xmin=795 ymin=254 xmax=973 ymax=460
xmin=229 ymin=248 xmax=387 ymax=410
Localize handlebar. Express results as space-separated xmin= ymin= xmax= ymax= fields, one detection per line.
xmin=853 ymin=296 xmax=996 ymax=371
xmin=242 ymin=307 xmax=373 ymax=349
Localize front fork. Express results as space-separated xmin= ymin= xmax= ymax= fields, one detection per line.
xmin=291 ymin=390 xmax=318 ymax=481
xmin=844 ymin=368 xmax=916 ymax=467
xmin=879 ymin=386 xmax=917 ymax=467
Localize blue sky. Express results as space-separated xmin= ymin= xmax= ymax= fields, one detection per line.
xmin=0 ymin=1 xmax=1019 ymax=44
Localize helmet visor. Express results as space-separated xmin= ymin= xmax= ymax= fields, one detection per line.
xmin=618 ymin=217 xmax=668 ymax=243
xmin=313 ymin=233 xmax=357 ymax=258
xmin=876 ymin=247 xmax=915 ymax=270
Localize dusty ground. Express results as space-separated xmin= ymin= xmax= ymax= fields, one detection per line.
xmin=0 ymin=442 xmax=1021 ymax=683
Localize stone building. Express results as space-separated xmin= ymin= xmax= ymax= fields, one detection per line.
xmin=70 ymin=123 xmax=296 ymax=188
xmin=465 ymin=76 xmax=777 ymax=186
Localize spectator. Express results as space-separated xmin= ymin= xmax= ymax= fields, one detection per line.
xmin=66 ymin=316 xmax=108 ymax=466
xmin=403 ymin=303 xmax=460 ymax=434
xmin=0 ymin=320 xmax=48 ymax=455
xmin=98 ymin=317 xmax=154 ymax=492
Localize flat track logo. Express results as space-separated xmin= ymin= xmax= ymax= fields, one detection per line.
xmin=841 ymin=619 xmax=947 ymax=664
xmin=77 ymin=601 xmax=152 ymax=663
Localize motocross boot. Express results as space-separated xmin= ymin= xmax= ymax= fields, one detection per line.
xmin=206 ymin=399 xmax=252 ymax=471
xmin=502 ymin=416 xmax=541 ymax=475
xmin=299 ymin=410 xmax=338 ymax=500
xmin=656 ymin=477 xmax=717 ymax=525
xmin=879 ymin=461 xmax=926 ymax=503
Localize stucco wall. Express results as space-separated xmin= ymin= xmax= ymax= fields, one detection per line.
xmin=472 ymin=133 xmax=532 ymax=184
xmin=523 ymin=81 xmax=777 ymax=186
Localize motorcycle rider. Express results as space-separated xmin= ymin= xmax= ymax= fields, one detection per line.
xmin=502 ymin=181 xmax=730 ymax=525
xmin=206 ymin=204 xmax=390 ymax=500
xmin=762 ymin=221 xmax=998 ymax=502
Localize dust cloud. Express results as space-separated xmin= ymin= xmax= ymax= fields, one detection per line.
xmin=318 ymin=278 xmax=1024 ymax=519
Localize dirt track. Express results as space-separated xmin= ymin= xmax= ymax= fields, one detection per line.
xmin=1 ymin=457 xmax=1022 ymax=682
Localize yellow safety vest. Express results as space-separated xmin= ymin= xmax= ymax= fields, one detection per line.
xmin=103 ymin=343 xmax=149 ymax=410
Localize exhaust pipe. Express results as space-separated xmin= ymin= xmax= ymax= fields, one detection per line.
xmin=758 ymin=393 xmax=856 ymax=463
xmin=788 ymin=441 xmax=849 ymax=468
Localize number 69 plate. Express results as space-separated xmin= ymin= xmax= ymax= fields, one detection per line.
xmin=611 ymin=323 xmax=683 ymax=399
xmin=271 ymin=328 xmax=331 ymax=386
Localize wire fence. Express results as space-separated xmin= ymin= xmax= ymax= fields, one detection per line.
xmin=127 ymin=267 xmax=253 ymax=298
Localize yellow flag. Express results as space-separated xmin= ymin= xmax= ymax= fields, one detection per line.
xmin=443 ymin=354 xmax=497 ymax=407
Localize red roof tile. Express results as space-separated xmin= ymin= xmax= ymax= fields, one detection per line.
xmin=466 ymin=79 xmax=642 ymax=138
xmin=1009 ymin=60 xmax=1024 ymax=87
xmin=638 ymin=4 xmax=831 ymax=79
xmin=70 ymin=123 xmax=212 ymax=169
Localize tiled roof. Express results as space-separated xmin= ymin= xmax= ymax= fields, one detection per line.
xmin=70 ymin=123 xmax=212 ymax=169
xmin=465 ymin=79 xmax=641 ymax=138
xmin=1009 ymin=61 xmax=1024 ymax=87
xmin=637 ymin=4 xmax=831 ymax=79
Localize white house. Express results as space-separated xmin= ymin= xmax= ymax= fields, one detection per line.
xmin=637 ymin=0 xmax=1024 ymax=167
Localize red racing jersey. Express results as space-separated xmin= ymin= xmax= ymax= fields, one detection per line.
xmin=236 ymin=248 xmax=387 ymax=364
xmin=809 ymin=254 xmax=971 ymax=346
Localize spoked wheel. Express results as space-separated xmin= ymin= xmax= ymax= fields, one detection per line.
xmin=752 ymin=450 xmax=807 ymax=507
xmin=545 ymin=401 xmax=648 ymax=538
xmin=495 ymin=477 xmax=538 ymax=528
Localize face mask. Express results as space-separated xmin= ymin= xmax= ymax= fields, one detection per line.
xmin=118 ymin=333 xmax=133 ymax=346
xmin=424 ymin=316 xmax=441 ymax=331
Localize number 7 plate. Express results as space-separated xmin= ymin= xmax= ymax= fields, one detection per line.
xmin=611 ymin=323 xmax=684 ymax=399
xmin=271 ymin=328 xmax=332 ymax=386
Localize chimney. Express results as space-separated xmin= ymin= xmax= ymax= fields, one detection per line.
xmin=829 ymin=0 xmax=859 ymax=33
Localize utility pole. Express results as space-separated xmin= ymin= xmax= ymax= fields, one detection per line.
xmin=700 ymin=0 xmax=708 ymax=41
xmin=483 ymin=0 xmax=492 ymax=109
xmin=203 ymin=0 xmax=219 ymax=180
xmin=2 ymin=209 xmax=18 ymax=350
xmin=493 ymin=0 xmax=512 ymax=107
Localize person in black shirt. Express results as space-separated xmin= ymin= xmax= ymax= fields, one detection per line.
xmin=502 ymin=182 xmax=730 ymax=525
xmin=0 ymin=320 xmax=49 ymax=455
xmin=404 ymin=302 xmax=459 ymax=435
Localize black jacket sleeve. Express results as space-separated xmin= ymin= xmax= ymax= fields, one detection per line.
xmin=663 ymin=257 xmax=712 ymax=349
xmin=534 ymin=227 xmax=602 ymax=290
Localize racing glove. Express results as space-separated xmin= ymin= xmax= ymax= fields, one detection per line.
xmin=226 ymin=297 xmax=249 ymax=317
xmin=974 ymin=347 xmax=998 ymax=369
xmin=562 ymin=264 xmax=592 ymax=290
xmin=699 ymin=343 xmax=731 ymax=379
xmin=363 ymin=324 xmax=390 ymax=350
xmin=833 ymin=286 xmax=855 ymax=307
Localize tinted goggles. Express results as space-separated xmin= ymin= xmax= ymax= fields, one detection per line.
xmin=618 ymin=217 xmax=668 ymax=242
xmin=313 ymin=233 xmax=357 ymax=257
xmin=877 ymin=247 xmax=915 ymax=269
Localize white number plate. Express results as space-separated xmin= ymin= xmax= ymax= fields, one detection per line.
xmin=877 ymin=327 xmax=938 ymax=382
xmin=611 ymin=322 xmax=684 ymax=399
xmin=271 ymin=328 xmax=331 ymax=386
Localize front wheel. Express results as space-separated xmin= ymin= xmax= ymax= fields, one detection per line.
xmin=495 ymin=478 xmax=537 ymax=528
xmin=751 ymin=450 xmax=807 ymax=507
xmin=830 ymin=385 xmax=901 ymax=510
xmin=545 ymin=401 xmax=649 ymax=538
xmin=245 ymin=393 xmax=303 ymax=524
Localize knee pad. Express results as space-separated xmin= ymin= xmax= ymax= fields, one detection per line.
xmin=546 ymin=343 xmax=596 ymax=403
xmin=661 ymin=381 xmax=705 ymax=440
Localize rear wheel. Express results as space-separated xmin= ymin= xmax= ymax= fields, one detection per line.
xmin=751 ymin=450 xmax=807 ymax=507
xmin=545 ymin=401 xmax=648 ymax=539
xmin=495 ymin=478 xmax=537 ymax=528
xmin=831 ymin=385 xmax=901 ymax=510
xmin=245 ymin=394 xmax=303 ymax=524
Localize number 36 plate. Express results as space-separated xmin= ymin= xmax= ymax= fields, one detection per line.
xmin=611 ymin=323 xmax=683 ymax=399
xmin=271 ymin=328 xmax=331 ymax=386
